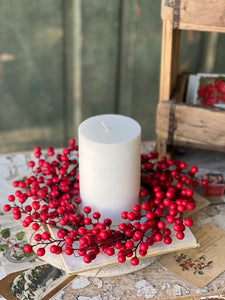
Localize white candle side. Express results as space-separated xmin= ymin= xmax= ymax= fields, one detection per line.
xmin=78 ymin=114 xmax=141 ymax=224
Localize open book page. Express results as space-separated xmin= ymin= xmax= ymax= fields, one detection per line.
xmin=47 ymin=224 xmax=197 ymax=275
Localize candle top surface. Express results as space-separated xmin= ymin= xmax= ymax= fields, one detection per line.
xmin=79 ymin=114 xmax=141 ymax=145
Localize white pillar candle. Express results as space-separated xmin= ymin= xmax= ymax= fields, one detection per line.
xmin=78 ymin=114 xmax=141 ymax=224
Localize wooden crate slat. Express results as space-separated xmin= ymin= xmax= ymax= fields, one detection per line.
xmin=179 ymin=0 xmax=225 ymax=33
xmin=156 ymin=101 xmax=225 ymax=152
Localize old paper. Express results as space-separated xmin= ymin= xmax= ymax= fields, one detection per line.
xmin=159 ymin=223 xmax=225 ymax=289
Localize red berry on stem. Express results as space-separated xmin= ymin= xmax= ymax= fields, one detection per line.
xmin=190 ymin=166 xmax=198 ymax=174
xmin=118 ymin=255 xmax=126 ymax=263
xmin=24 ymin=244 xmax=33 ymax=253
xmin=8 ymin=195 xmax=15 ymax=202
xmin=83 ymin=206 xmax=91 ymax=214
xmin=3 ymin=204 xmax=11 ymax=212
xmin=37 ymin=248 xmax=45 ymax=256
xmin=131 ymin=256 xmax=139 ymax=266
xmin=184 ymin=218 xmax=193 ymax=227
xmin=83 ymin=254 xmax=91 ymax=264
xmin=176 ymin=231 xmax=185 ymax=240
xmin=164 ymin=236 xmax=172 ymax=245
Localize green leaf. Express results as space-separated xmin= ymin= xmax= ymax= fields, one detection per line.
xmin=0 ymin=228 xmax=10 ymax=239
xmin=16 ymin=231 xmax=25 ymax=241
xmin=12 ymin=254 xmax=24 ymax=261
xmin=199 ymin=271 xmax=204 ymax=275
xmin=0 ymin=244 xmax=9 ymax=251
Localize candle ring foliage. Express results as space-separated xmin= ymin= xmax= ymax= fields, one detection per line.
xmin=3 ymin=139 xmax=208 ymax=266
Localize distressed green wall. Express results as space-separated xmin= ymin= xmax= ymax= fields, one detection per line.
xmin=0 ymin=0 xmax=224 ymax=153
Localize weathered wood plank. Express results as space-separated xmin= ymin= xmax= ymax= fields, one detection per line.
xmin=81 ymin=0 xmax=120 ymax=120
xmin=179 ymin=0 xmax=225 ymax=33
xmin=118 ymin=0 xmax=163 ymax=141
xmin=156 ymin=101 xmax=225 ymax=152
xmin=64 ymin=0 xmax=82 ymax=141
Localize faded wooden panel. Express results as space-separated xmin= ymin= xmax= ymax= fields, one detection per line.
xmin=64 ymin=0 xmax=82 ymax=141
xmin=0 ymin=0 xmax=64 ymax=152
xmin=118 ymin=0 xmax=162 ymax=141
xmin=81 ymin=0 xmax=120 ymax=121
xmin=156 ymin=101 xmax=225 ymax=152
xmin=179 ymin=0 xmax=225 ymax=32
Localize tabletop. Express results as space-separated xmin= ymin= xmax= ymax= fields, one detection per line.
xmin=0 ymin=142 xmax=225 ymax=300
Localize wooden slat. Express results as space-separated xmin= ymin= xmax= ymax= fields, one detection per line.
xmin=159 ymin=16 xmax=174 ymax=102
xmin=64 ymin=0 xmax=82 ymax=141
xmin=81 ymin=0 xmax=120 ymax=120
xmin=179 ymin=0 xmax=225 ymax=33
xmin=156 ymin=101 xmax=225 ymax=152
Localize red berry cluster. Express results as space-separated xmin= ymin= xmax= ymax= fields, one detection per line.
xmin=3 ymin=140 xmax=208 ymax=266
xmin=198 ymin=77 xmax=225 ymax=107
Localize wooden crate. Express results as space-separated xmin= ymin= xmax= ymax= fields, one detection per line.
xmin=156 ymin=0 xmax=225 ymax=156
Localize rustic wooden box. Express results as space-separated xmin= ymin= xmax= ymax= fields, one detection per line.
xmin=156 ymin=0 xmax=225 ymax=155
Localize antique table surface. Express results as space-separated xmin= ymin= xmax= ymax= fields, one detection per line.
xmin=0 ymin=141 xmax=225 ymax=300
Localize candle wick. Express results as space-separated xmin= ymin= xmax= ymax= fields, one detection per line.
xmin=100 ymin=122 xmax=110 ymax=130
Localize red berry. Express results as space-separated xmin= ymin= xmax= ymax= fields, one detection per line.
xmin=32 ymin=223 xmax=40 ymax=231
xmin=146 ymin=237 xmax=154 ymax=246
xmin=190 ymin=166 xmax=198 ymax=174
xmin=93 ymin=211 xmax=101 ymax=219
xmin=37 ymin=248 xmax=45 ymax=256
xmin=28 ymin=161 xmax=35 ymax=168
xmin=65 ymin=247 xmax=74 ymax=255
xmin=100 ymin=230 xmax=108 ymax=239
xmin=84 ymin=217 xmax=92 ymax=225
xmin=32 ymin=201 xmax=40 ymax=210
xmin=176 ymin=231 xmax=185 ymax=240
xmin=3 ymin=204 xmax=11 ymax=212
xmin=157 ymin=221 xmax=165 ymax=229
xmin=154 ymin=232 xmax=163 ymax=242
xmin=140 ymin=242 xmax=148 ymax=252
xmin=79 ymin=237 xmax=88 ymax=245
xmin=65 ymin=236 xmax=74 ymax=245
xmin=186 ymin=202 xmax=195 ymax=211
xmin=106 ymin=247 xmax=115 ymax=256
xmin=118 ymin=255 xmax=126 ymax=263
xmin=83 ymin=206 xmax=91 ymax=214
xmin=125 ymin=229 xmax=133 ymax=237
xmin=83 ymin=254 xmax=91 ymax=263
xmin=57 ymin=230 xmax=67 ymax=239
xmin=42 ymin=231 xmax=51 ymax=240
xmin=125 ymin=240 xmax=134 ymax=249
xmin=202 ymin=179 xmax=209 ymax=187
xmin=163 ymin=228 xmax=171 ymax=236
xmin=186 ymin=189 xmax=193 ymax=197
xmin=166 ymin=215 xmax=175 ymax=224
xmin=13 ymin=181 xmax=19 ymax=187
xmin=177 ymin=204 xmax=185 ymax=213
xmin=104 ymin=218 xmax=112 ymax=226
xmin=115 ymin=241 xmax=123 ymax=249
xmin=130 ymin=256 xmax=139 ymax=266
xmin=24 ymin=244 xmax=33 ymax=253
xmin=179 ymin=162 xmax=187 ymax=169
xmin=8 ymin=195 xmax=15 ymax=202
xmin=140 ymin=188 xmax=148 ymax=197
xmin=34 ymin=233 xmax=42 ymax=241
xmin=50 ymin=245 xmax=58 ymax=254
xmin=127 ymin=212 xmax=135 ymax=221
xmin=184 ymin=218 xmax=193 ymax=227
xmin=132 ymin=230 xmax=143 ymax=241
xmin=164 ymin=236 xmax=172 ymax=245
xmin=140 ymin=223 xmax=149 ymax=232
xmin=163 ymin=198 xmax=171 ymax=206
xmin=133 ymin=204 xmax=141 ymax=213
